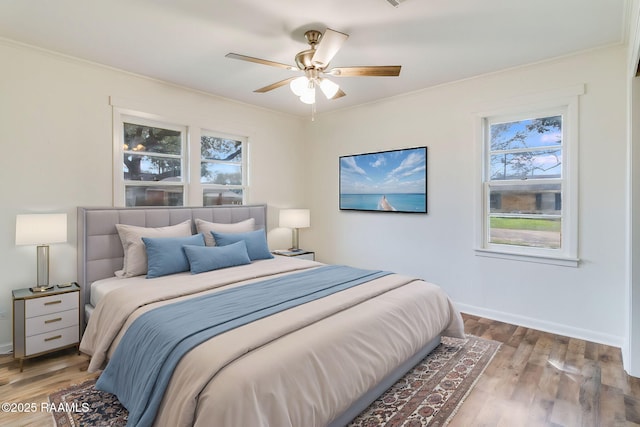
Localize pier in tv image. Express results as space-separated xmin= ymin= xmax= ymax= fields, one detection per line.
xmin=339 ymin=146 xmax=427 ymax=213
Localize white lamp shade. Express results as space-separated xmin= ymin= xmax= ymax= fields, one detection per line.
xmin=279 ymin=209 xmax=310 ymax=229
xmin=319 ymin=78 xmax=340 ymax=99
xmin=299 ymin=90 xmax=316 ymax=105
xmin=290 ymin=76 xmax=309 ymax=96
xmin=16 ymin=213 xmax=67 ymax=245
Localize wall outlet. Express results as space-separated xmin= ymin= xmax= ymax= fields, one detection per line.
xmin=0 ymin=311 xmax=6 ymax=319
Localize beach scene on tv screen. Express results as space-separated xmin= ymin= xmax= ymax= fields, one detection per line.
xmin=340 ymin=147 xmax=427 ymax=212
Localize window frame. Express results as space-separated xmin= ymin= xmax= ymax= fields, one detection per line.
xmin=475 ymin=89 xmax=581 ymax=267
xmin=112 ymin=106 xmax=249 ymax=208
xmin=199 ymin=129 xmax=248 ymax=206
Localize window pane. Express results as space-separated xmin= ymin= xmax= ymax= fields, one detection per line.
xmin=123 ymin=123 xmax=181 ymax=155
xmin=203 ymin=189 xmax=243 ymax=205
xmin=490 ymin=115 xmax=562 ymax=151
xmin=201 ymin=136 xmax=242 ymax=161
xmin=125 ymin=186 xmax=183 ymax=206
xmin=489 ymin=183 xmax=561 ymax=214
xmin=200 ymin=163 xmax=242 ymax=185
xmin=124 ymin=154 xmax=181 ymax=181
xmin=488 ymin=183 xmax=561 ymax=249
xmin=489 ymin=216 xmax=561 ymax=249
xmin=490 ymin=149 xmax=561 ymax=180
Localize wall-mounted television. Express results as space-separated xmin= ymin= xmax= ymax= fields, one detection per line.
xmin=339 ymin=146 xmax=427 ymax=213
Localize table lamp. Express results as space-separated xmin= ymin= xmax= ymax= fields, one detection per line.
xmin=279 ymin=209 xmax=310 ymax=252
xmin=15 ymin=213 xmax=67 ymax=292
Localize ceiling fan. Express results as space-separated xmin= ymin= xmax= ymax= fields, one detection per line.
xmin=226 ymin=28 xmax=401 ymax=105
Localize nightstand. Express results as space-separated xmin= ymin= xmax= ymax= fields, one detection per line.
xmin=272 ymin=250 xmax=315 ymax=261
xmin=12 ymin=283 xmax=80 ymax=371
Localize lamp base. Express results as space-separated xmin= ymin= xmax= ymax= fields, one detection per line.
xmin=290 ymin=228 xmax=302 ymax=252
xmin=30 ymin=285 xmax=54 ymax=293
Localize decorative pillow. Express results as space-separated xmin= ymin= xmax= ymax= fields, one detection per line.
xmin=195 ymin=218 xmax=255 ymax=246
xmin=115 ymin=220 xmax=192 ymax=278
xmin=183 ymin=241 xmax=251 ymax=274
xmin=211 ymin=229 xmax=274 ymax=261
xmin=142 ymin=234 xmax=205 ymax=278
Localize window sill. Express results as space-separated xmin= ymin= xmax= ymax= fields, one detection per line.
xmin=474 ymin=248 xmax=579 ymax=268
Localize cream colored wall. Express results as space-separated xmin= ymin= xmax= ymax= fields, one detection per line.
xmin=0 ymin=38 xmax=631 ymax=361
xmin=0 ymin=40 xmax=306 ymax=348
xmin=304 ymin=45 xmax=628 ymax=347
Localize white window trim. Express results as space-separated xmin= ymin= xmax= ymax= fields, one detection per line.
xmin=474 ymin=86 xmax=583 ymax=267
xmin=113 ymin=108 xmax=189 ymax=207
xmin=111 ymin=101 xmax=250 ymax=207
xmin=199 ymin=129 xmax=248 ymax=206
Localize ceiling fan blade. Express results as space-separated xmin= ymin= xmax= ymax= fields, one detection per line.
xmin=254 ymin=77 xmax=298 ymax=93
xmin=311 ymin=28 xmax=349 ymax=68
xmin=226 ymin=53 xmax=297 ymax=71
xmin=327 ymin=65 xmax=402 ymax=77
xmin=332 ymin=88 xmax=346 ymax=99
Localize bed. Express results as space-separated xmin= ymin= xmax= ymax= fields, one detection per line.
xmin=77 ymin=205 xmax=464 ymax=427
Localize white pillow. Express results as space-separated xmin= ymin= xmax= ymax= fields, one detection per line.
xmin=195 ymin=218 xmax=255 ymax=246
xmin=115 ymin=220 xmax=192 ymax=278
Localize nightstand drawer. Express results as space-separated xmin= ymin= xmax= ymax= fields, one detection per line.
xmin=25 ymin=292 xmax=77 ymax=318
xmin=25 ymin=325 xmax=79 ymax=356
xmin=25 ymin=308 xmax=78 ymax=337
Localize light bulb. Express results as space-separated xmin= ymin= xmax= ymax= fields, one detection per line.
xmin=319 ymin=78 xmax=340 ymax=99
xmin=290 ymin=76 xmax=309 ymax=96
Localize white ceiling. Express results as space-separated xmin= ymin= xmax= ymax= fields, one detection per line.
xmin=0 ymin=0 xmax=628 ymax=117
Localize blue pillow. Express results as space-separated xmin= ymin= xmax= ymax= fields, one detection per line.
xmin=183 ymin=241 xmax=251 ymax=274
xmin=142 ymin=234 xmax=205 ymax=278
xmin=211 ymin=229 xmax=274 ymax=261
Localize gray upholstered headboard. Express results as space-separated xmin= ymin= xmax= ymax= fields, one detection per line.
xmin=77 ymin=205 xmax=267 ymax=327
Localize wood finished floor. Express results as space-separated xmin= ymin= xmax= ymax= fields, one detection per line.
xmin=0 ymin=314 xmax=638 ymax=426
xmin=453 ymin=314 xmax=640 ymax=427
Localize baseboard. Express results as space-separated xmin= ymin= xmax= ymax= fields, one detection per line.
xmin=457 ymin=303 xmax=625 ymax=349
xmin=0 ymin=341 xmax=12 ymax=355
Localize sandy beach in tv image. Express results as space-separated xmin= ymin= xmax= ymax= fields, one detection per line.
xmin=340 ymin=147 xmax=427 ymax=213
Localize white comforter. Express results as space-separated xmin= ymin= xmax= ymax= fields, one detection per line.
xmin=80 ymin=257 xmax=464 ymax=427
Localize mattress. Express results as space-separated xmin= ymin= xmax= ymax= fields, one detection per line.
xmin=90 ymin=276 xmax=136 ymax=307
xmin=80 ymin=257 xmax=464 ymax=426
xmin=87 ymin=276 xmax=150 ymax=322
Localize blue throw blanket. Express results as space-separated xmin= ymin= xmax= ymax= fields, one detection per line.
xmin=96 ymin=265 xmax=390 ymax=427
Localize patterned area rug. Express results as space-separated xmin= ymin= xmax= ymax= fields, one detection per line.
xmin=349 ymin=335 xmax=500 ymax=426
xmin=50 ymin=335 xmax=499 ymax=427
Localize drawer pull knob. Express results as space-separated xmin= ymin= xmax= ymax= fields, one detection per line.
xmin=44 ymin=335 xmax=62 ymax=342
xmin=44 ymin=317 xmax=62 ymax=324
xmin=44 ymin=300 xmax=62 ymax=306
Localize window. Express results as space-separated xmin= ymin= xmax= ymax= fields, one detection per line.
xmin=113 ymin=107 xmax=248 ymax=207
xmin=119 ymin=117 xmax=186 ymax=207
xmin=201 ymin=132 xmax=246 ymax=206
xmin=476 ymin=92 xmax=580 ymax=267
xmin=487 ymin=113 xmax=563 ymax=249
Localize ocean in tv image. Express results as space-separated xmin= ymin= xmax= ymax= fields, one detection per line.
xmin=340 ymin=193 xmax=426 ymax=212
xmin=340 ymin=147 xmax=427 ymax=213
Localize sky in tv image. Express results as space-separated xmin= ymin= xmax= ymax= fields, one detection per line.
xmin=340 ymin=147 xmax=427 ymax=212
xmin=341 ymin=147 xmax=426 ymax=194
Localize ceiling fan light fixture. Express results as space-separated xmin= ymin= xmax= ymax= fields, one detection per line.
xmin=300 ymin=90 xmax=316 ymax=104
xmin=227 ymin=27 xmax=401 ymax=110
xmin=319 ymin=78 xmax=340 ymax=99
xmin=290 ymin=76 xmax=309 ymax=96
